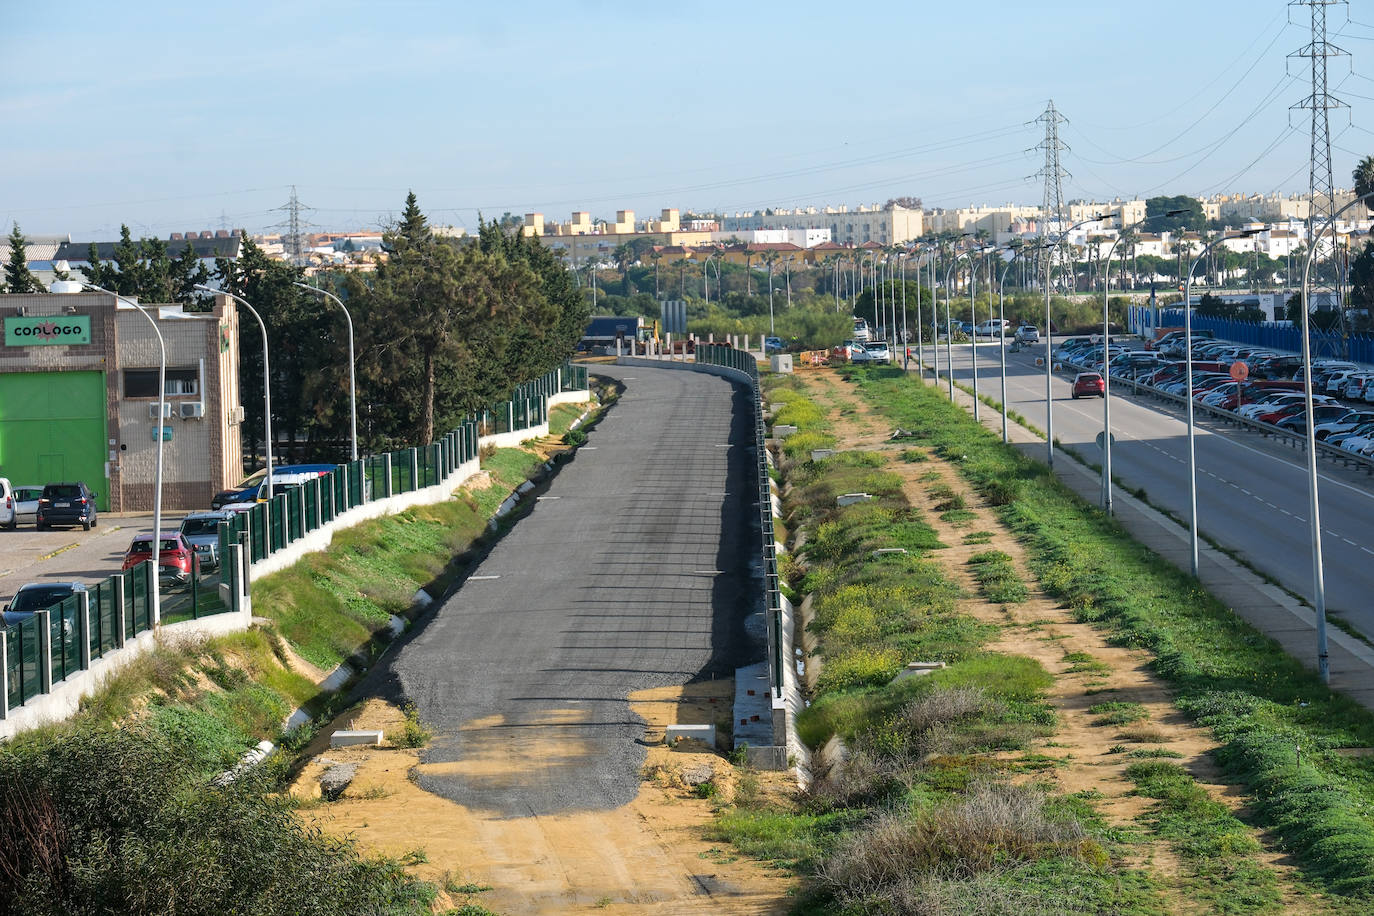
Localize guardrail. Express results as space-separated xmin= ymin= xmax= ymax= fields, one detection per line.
xmin=2 ymin=361 xmax=590 ymax=728
xmin=1055 ymin=354 xmax=1374 ymax=475
xmin=695 ymin=344 xmax=785 ymax=703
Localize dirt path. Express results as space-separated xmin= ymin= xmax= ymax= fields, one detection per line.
xmin=797 ymin=368 xmax=1324 ymax=913
xmin=290 ymin=687 xmax=795 ymax=915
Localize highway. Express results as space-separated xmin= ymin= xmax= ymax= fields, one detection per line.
xmin=933 ymin=338 xmax=1374 ymax=638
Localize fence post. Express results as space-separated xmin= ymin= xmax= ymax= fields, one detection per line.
xmin=78 ymin=590 xmax=92 ymax=670
xmin=0 ymin=630 xmax=8 ymax=719
xmin=409 ymin=447 xmax=420 ymax=489
xmin=112 ymin=575 xmax=126 ymax=649
xmin=383 ymin=452 xmax=394 ymax=497
xmin=35 ymin=609 xmax=52 ymax=694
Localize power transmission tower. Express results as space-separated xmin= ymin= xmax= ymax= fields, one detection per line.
xmin=1032 ymin=101 xmax=1072 ymax=293
xmin=1289 ymin=0 xmax=1348 ymax=352
xmin=271 ymin=185 xmax=313 ymax=266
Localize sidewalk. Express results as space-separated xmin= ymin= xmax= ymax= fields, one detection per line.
xmin=914 ymin=366 xmax=1374 ymax=711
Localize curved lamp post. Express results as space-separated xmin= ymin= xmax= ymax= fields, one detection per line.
xmin=1300 ymin=190 xmax=1374 ymax=683
xmin=996 ymin=244 xmax=1029 ymax=443
xmin=1100 ymin=209 xmax=1190 ymax=513
xmin=1043 ymin=214 xmax=1106 ymax=467
xmin=82 ymin=283 xmax=165 ymax=626
xmin=968 ymin=246 xmax=994 ymax=423
xmin=1181 ymin=228 xmax=1261 ymax=577
xmin=293 ymin=282 xmax=358 ymax=461
xmin=197 ymin=285 xmax=274 ymax=514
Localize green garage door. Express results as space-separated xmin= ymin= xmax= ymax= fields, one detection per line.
xmin=0 ymin=372 xmax=109 ymax=511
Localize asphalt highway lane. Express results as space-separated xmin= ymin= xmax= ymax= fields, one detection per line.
xmin=382 ymin=365 xmax=759 ymax=816
xmin=938 ymin=340 xmax=1374 ymax=634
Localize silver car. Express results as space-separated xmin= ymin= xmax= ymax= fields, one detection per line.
xmin=178 ymin=511 xmax=235 ymax=571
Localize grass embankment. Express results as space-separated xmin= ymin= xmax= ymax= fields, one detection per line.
xmin=712 ymin=376 xmax=1164 ymax=914
xmin=0 ymin=403 xmax=593 ymax=915
xmin=839 ymin=366 xmax=1374 ymax=902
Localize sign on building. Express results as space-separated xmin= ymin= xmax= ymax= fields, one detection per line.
xmin=4 ymin=315 xmax=92 ymax=346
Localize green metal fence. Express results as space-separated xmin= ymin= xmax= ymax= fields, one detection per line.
xmin=3 ymin=363 xmax=587 ymax=719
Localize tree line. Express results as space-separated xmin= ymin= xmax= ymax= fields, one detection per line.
xmin=2 ymin=195 xmax=588 ymax=466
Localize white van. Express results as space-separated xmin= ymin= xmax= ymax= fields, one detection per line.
xmin=852 ymin=317 xmax=871 ymax=342
xmin=0 ymin=478 xmax=13 ymax=529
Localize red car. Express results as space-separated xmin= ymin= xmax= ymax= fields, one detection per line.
xmin=122 ymin=533 xmax=201 ymax=586
xmin=1071 ymin=372 xmax=1105 ymax=398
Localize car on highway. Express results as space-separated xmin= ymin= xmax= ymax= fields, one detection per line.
xmin=122 ymin=533 xmax=201 ymax=587
xmin=851 ymin=317 xmax=871 ymax=342
xmin=2 ymin=582 xmax=86 ymax=631
xmin=36 ymin=482 xmax=99 ymax=530
xmin=1014 ymin=325 xmax=1040 ymax=344
xmin=1071 ymin=372 xmax=1105 ymax=398
xmin=179 ymin=511 xmax=235 ymax=571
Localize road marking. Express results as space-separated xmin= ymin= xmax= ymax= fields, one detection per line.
xmin=38 ymin=543 xmax=80 ymax=561
xmin=469 ymin=575 xmax=501 ymax=581
xmin=536 ymin=496 xmax=560 ymax=501
xmin=582 ymin=446 xmax=597 ymax=450
xmin=715 ymin=444 xmax=732 ymax=448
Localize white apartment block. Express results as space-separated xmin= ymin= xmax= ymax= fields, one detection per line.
xmin=720 ymin=204 xmax=923 ymax=246
xmin=709 ymin=228 xmax=831 ymax=248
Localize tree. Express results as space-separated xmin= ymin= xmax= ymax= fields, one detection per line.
xmin=1349 ymin=240 xmax=1374 ymax=311
xmin=3 ymin=224 xmax=42 ymax=294
xmin=1354 ymin=155 xmax=1374 ymax=208
xmin=1145 ymin=196 xmax=1206 ymax=234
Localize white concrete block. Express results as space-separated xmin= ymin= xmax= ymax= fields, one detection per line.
xmin=330 ymin=729 xmax=385 ymax=747
xmin=667 ymin=724 xmax=716 ymax=747
xmin=836 ymin=492 xmax=872 ymax=507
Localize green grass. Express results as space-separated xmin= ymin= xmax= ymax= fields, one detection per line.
xmin=968 ymin=550 xmax=1030 ymax=604
xmin=844 ymin=365 xmax=1374 ymax=901
xmin=1126 ymin=761 xmax=1281 ymax=911
xmin=547 ymin=403 xmax=584 ymax=436
xmin=1088 ymin=701 xmax=1149 ymax=727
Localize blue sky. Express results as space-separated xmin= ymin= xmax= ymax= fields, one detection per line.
xmin=4 ymin=0 xmax=1374 ymax=239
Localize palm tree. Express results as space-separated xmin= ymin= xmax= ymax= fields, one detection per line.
xmin=743 ymin=247 xmax=755 ymax=296
xmin=1354 ymin=155 xmax=1374 ymax=206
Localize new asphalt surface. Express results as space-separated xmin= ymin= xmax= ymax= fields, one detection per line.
xmin=380 ymin=365 xmax=760 ymax=816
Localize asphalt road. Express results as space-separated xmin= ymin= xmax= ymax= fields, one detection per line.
xmin=935 ymin=338 xmax=1374 ymax=635
xmin=381 ymin=365 xmax=759 ymax=816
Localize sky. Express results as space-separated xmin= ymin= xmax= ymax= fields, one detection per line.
xmin=4 ymin=0 xmax=1374 ymax=240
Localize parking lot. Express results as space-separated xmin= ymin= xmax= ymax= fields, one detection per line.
xmin=0 ymin=513 xmax=161 ymax=605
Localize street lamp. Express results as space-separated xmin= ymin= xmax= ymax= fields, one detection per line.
xmin=81 ymin=283 xmax=165 ymax=626
xmin=197 ymin=285 xmax=274 ymax=515
xmin=1300 ymin=190 xmax=1374 ymax=683
xmin=996 ymin=244 xmax=1029 ymax=444
xmin=1182 ymin=228 xmax=1262 ymax=577
xmin=293 ymin=281 xmax=358 ymax=462
xmin=945 ymin=245 xmax=979 ymax=403
xmin=1100 ymin=209 xmax=1190 ymax=514
xmin=1043 ymin=214 xmax=1106 ymax=467
xmin=968 ymin=246 xmax=994 ymax=423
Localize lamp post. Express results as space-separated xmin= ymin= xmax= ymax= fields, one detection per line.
xmin=293 ymin=281 xmax=358 ymax=461
xmin=1181 ymin=229 xmax=1261 ymax=576
xmin=996 ymin=245 xmax=1028 ymax=444
xmin=1043 ymin=214 xmax=1106 ymax=467
xmin=899 ymin=251 xmax=909 ymax=370
xmin=82 ymin=283 xmax=164 ymax=625
xmin=197 ymin=285 xmax=274 ymax=515
xmin=968 ymin=246 xmax=994 ymax=423
xmin=1300 ymin=190 xmax=1374 ymax=683
xmin=1100 ymin=209 xmax=1190 ymax=513
xmin=944 ymin=246 xmax=978 ymax=403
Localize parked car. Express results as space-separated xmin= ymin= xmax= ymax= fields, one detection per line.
xmin=8 ymin=485 xmax=42 ymax=527
xmin=36 ymin=482 xmax=99 ymax=530
xmin=851 ymin=317 xmax=871 ymax=342
xmin=179 ymin=511 xmax=235 ymax=571
xmin=764 ymin=336 xmax=786 ymax=354
xmin=851 ymin=341 xmax=891 ymax=364
xmin=0 ymin=478 xmax=14 ymax=529
xmin=211 ymin=464 xmax=337 ymax=509
xmin=1071 ymin=372 xmax=1105 ymax=398
xmin=2 ymin=582 xmax=86 ymax=633
xmin=1014 ymin=325 xmax=1040 ymax=344
xmin=1275 ymin=404 xmax=1350 ymax=432
xmin=122 ymin=533 xmax=201 ymax=587
xmin=974 ymin=319 xmax=1010 ymax=337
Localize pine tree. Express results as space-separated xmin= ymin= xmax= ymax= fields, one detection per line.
xmin=3 ymin=223 xmax=42 ymax=294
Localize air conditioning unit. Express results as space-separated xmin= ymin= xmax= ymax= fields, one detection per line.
xmin=148 ymin=402 xmax=173 ymax=419
xmin=179 ymin=402 xmax=205 ymax=420
xmin=228 ymin=405 xmax=245 ymax=424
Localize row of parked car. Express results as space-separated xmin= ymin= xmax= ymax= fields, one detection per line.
xmin=0 ymin=463 xmax=346 ymax=635
xmin=1053 ymin=334 xmax=1374 ymax=459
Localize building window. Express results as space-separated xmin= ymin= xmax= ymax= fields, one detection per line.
xmin=124 ymin=368 xmax=198 ymax=398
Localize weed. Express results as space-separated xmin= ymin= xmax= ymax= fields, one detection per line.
xmin=967 ymin=550 xmax=1030 ymax=604
xmin=391 ymin=703 xmax=433 ymax=748
xmin=1087 ymin=701 xmax=1148 ymax=727
xmin=1117 ymin=724 xmax=1167 ymax=744
xmin=1063 ymin=651 xmax=1111 ymax=676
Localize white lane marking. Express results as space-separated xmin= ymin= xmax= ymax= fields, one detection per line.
xmin=469 ymin=575 xmax=501 ymax=581
xmin=582 ymin=446 xmax=597 ymax=450
xmin=536 ymin=496 xmax=560 ymax=501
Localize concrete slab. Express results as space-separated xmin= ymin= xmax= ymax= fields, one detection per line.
xmin=330 ymin=729 xmax=384 ymax=747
